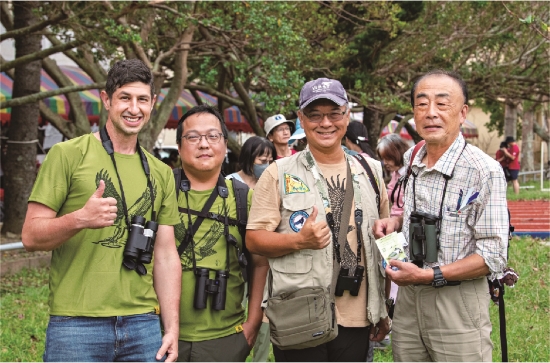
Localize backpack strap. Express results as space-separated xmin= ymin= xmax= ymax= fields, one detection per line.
xmin=352 ymin=154 xmax=380 ymax=214
xmin=407 ymin=140 xmax=426 ymax=177
xmin=400 ymin=140 xmax=426 ymax=196
xmin=173 ymin=168 xmax=182 ymax=199
xmin=231 ymin=178 xmax=252 ymax=287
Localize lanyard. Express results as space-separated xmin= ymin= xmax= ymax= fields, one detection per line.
xmin=304 ymin=148 xmax=364 ymax=264
xmin=99 ymin=127 xmax=156 ymax=229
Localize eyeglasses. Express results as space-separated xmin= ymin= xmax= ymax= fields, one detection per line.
xmin=181 ymin=132 xmax=224 ymax=144
xmin=303 ymin=109 xmax=347 ymax=123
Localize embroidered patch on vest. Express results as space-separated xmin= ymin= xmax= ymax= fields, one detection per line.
xmin=284 ymin=173 xmax=310 ymax=194
xmin=289 ymin=210 xmax=309 ymax=232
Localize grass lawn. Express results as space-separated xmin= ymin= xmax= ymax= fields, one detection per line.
xmin=506 ymin=180 xmax=550 ymax=201
xmin=1 ymin=236 xmax=548 ymax=362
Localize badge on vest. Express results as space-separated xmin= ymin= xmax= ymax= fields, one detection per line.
xmin=284 ymin=173 xmax=310 ymax=194
xmin=290 ymin=210 xmax=309 ymax=232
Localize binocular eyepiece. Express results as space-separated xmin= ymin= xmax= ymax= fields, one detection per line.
xmin=123 ymin=215 xmax=158 ymax=276
xmin=409 ymin=211 xmax=439 ymax=266
xmin=335 ymin=265 xmax=364 ymax=296
xmin=194 ymin=268 xmax=228 ymax=310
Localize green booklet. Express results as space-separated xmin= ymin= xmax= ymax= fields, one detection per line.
xmin=375 ymin=231 xmax=408 ymax=268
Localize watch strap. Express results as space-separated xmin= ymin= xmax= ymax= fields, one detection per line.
xmin=432 ymin=266 xmax=447 ymax=288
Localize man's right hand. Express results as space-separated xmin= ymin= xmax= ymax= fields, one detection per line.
xmin=76 ymin=180 xmax=118 ymax=229
xmin=373 ymin=217 xmax=402 ymax=238
xmin=297 ymin=206 xmax=331 ymax=250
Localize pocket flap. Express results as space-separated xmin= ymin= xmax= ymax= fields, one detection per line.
xmin=271 ymin=252 xmax=313 ymax=274
xmin=282 ymin=191 xmax=315 ymax=212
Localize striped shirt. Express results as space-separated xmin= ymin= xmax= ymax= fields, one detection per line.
xmin=402 ymin=134 xmax=508 ymax=280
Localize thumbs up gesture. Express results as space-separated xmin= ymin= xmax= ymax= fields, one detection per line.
xmin=77 ymin=180 xmax=118 ymax=229
xmin=297 ymin=206 xmax=331 ymax=250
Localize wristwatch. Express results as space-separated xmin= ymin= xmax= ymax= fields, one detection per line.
xmin=431 ymin=266 xmax=447 ymax=288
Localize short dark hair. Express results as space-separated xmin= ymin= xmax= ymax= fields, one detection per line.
xmin=105 ymin=59 xmax=155 ymax=99
xmin=239 ymin=136 xmax=276 ymax=177
xmin=410 ymin=69 xmax=468 ymax=108
xmin=344 ymin=121 xmax=377 ymax=158
xmin=377 ymin=134 xmax=411 ymax=168
xmin=176 ymin=104 xmax=228 ymax=145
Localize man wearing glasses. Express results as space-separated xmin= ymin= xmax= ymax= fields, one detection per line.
xmin=247 ymin=79 xmax=391 ymax=361
xmin=173 ymin=105 xmax=269 ymax=361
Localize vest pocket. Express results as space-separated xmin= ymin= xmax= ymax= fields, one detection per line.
xmin=282 ymin=191 xmax=315 ymax=212
xmin=272 ymin=252 xmax=313 ymax=274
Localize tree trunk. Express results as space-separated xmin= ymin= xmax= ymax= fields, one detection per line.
xmin=521 ymin=107 xmax=534 ymax=171
xmin=2 ymin=1 xmax=42 ymax=236
xmin=504 ymin=100 xmax=518 ymax=139
xmin=363 ymin=106 xmax=381 ymax=153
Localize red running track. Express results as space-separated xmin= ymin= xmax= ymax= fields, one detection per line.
xmin=508 ymin=201 xmax=550 ymax=232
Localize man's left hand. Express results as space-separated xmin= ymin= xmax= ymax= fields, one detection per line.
xmin=242 ymin=321 xmax=260 ymax=348
xmin=156 ymin=331 xmax=179 ymax=362
xmin=370 ymin=317 xmax=391 ymax=342
xmin=385 ymin=259 xmax=432 ymax=286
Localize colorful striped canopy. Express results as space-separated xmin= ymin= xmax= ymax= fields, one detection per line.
xmin=1 ymin=66 xmax=258 ymax=133
xmin=380 ymin=118 xmax=478 ymax=139
xmin=1 ymin=66 xmax=101 ymax=125
xmin=159 ymin=89 xmax=261 ymax=133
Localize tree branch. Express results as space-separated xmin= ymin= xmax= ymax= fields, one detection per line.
xmin=0 ymin=12 xmax=68 ymax=41
xmin=1 ymin=39 xmax=85 ymax=72
xmin=45 ymin=34 xmax=107 ymax=82
xmin=42 ymin=58 xmax=92 ymax=136
xmin=1 ymin=82 xmax=105 ymax=108
xmin=0 ymin=2 xmax=14 ymax=31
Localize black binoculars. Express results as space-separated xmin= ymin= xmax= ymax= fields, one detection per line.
xmin=194 ymin=268 xmax=228 ymax=310
xmin=409 ymin=211 xmax=440 ymax=266
xmin=335 ymin=266 xmax=364 ymax=296
xmin=122 ymin=215 xmax=158 ymax=276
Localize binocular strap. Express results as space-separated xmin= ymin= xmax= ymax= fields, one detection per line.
xmin=99 ymin=126 xmax=157 ymax=230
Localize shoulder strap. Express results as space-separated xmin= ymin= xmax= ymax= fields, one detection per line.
xmin=400 ymin=140 xmax=426 ymax=197
xmin=352 ymin=154 xmax=380 ymax=213
xmin=173 ymin=168 xmax=182 ymax=199
xmin=407 ymin=140 xmax=425 ymax=177
xmin=231 ymin=178 xmax=252 ymax=287
xmin=231 ymin=178 xmax=250 ymax=243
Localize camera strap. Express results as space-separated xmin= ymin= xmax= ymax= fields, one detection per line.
xmin=99 ymin=126 xmax=156 ymax=230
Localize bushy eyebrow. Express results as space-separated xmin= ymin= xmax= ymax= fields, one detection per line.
xmin=118 ymin=91 xmax=150 ymax=99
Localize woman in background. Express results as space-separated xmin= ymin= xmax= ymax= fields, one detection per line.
xmin=226 ymin=136 xmax=275 ymax=189
xmin=376 ymin=134 xmax=410 ymax=217
xmin=226 ymin=136 xmax=275 ymax=362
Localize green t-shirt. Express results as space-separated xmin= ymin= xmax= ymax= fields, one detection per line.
xmin=174 ymin=178 xmax=252 ymax=341
xmin=29 ymin=133 xmax=180 ymax=317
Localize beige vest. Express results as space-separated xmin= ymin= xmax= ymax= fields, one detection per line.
xmin=268 ymin=151 xmax=388 ymax=325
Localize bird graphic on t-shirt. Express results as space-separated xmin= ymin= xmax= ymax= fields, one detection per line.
xmin=92 ymin=169 xmax=156 ymax=248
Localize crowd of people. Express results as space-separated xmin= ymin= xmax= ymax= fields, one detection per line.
xmin=21 ymin=59 xmax=511 ymax=362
